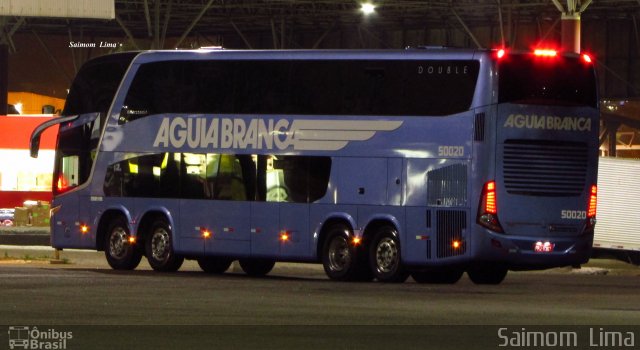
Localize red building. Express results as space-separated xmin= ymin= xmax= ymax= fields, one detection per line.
xmin=0 ymin=115 xmax=57 ymax=208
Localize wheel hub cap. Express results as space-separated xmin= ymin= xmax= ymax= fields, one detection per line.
xmin=376 ymin=237 xmax=398 ymax=273
xmin=151 ymin=228 xmax=170 ymax=261
xmin=328 ymin=237 xmax=350 ymax=272
xmin=109 ymin=228 xmax=128 ymax=259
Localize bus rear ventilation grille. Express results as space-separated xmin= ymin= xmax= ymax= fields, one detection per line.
xmin=502 ymin=140 xmax=588 ymax=197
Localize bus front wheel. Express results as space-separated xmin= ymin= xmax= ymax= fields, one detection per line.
xmin=467 ymin=264 xmax=508 ymax=285
xmin=104 ymin=217 xmax=142 ymax=270
xmin=369 ymin=226 xmax=409 ymax=283
xmin=145 ymin=218 xmax=184 ymax=272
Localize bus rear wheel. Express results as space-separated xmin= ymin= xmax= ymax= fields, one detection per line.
xmin=105 ymin=217 xmax=142 ymax=270
xmin=145 ymin=218 xmax=184 ymax=272
xmin=411 ymin=267 xmax=464 ymax=284
xmin=322 ymin=224 xmax=371 ymax=281
xmin=467 ymin=264 xmax=508 ymax=285
xmin=369 ymin=226 xmax=409 ymax=283
xmin=239 ymin=259 xmax=276 ymax=276
xmin=198 ymin=257 xmax=232 ymax=274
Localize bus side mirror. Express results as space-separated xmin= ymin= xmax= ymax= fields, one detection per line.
xmin=29 ymin=115 xmax=79 ymax=158
xmin=30 ymin=135 xmax=41 ymax=158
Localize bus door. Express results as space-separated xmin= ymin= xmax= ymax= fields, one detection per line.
xmin=279 ymin=203 xmax=310 ymax=259
xmin=250 ymin=202 xmax=280 ymax=257
xmin=193 ymin=154 xmax=251 ymax=257
xmin=270 ymin=156 xmax=316 ymax=259
xmin=250 ymin=155 xmax=304 ymax=259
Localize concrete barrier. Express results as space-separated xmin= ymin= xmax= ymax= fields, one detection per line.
xmin=0 ymin=227 xmax=50 ymax=246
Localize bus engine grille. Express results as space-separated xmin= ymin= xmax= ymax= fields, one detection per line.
xmin=502 ymin=140 xmax=588 ymax=196
xmin=436 ymin=210 xmax=467 ymax=258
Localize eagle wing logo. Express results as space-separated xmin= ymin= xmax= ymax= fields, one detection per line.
xmin=289 ymin=120 xmax=403 ymax=151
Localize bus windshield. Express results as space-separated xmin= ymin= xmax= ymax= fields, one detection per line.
xmin=52 ymin=53 xmax=136 ymax=194
xmin=498 ymin=54 xmax=597 ymax=108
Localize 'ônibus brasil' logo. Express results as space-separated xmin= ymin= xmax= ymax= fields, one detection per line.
xmin=503 ymin=114 xmax=591 ymax=132
xmin=153 ymin=117 xmax=403 ymax=151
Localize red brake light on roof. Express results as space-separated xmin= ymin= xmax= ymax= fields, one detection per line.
xmin=534 ymin=49 xmax=557 ymax=57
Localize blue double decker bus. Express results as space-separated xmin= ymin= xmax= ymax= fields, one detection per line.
xmin=31 ymin=48 xmax=599 ymax=284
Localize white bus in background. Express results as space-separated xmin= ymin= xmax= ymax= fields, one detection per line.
xmin=593 ymin=156 xmax=640 ymax=265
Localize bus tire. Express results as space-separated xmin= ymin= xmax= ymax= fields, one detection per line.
xmin=467 ymin=264 xmax=508 ymax=285
xmin=411 ymin=267 xmax=464 ymax=284
xmin=104 ymin=216 xmax=142 ymax=270
xmin=145 ymin=218 xmax=184 ymax=272
xmin=369 ymin=225 xmax=409 ymax=283
xmin=198 ymin=257 xmax=232 ymax=274
xmin=239 ymin=259 xmax=276 ymax=276
xmin=322 ymin=224 xmax=369 ymax=281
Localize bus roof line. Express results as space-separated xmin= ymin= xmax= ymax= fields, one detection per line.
xmin=130 ymin=49 xmax=482 ymax=63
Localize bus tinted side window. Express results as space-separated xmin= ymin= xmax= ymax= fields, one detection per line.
xmin=268 ymin=156 xmax=331 ymax=203
xmin=120 ymin=59 xmax=479 ymax=121
xmin=104 ymin=153 xmax=331 ymax=203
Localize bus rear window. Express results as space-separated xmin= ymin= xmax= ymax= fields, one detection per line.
xmin=498 ymin=55 xmax=597 ymax=107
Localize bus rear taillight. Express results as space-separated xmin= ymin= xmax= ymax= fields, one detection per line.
xmin=477 ymin=181 xmax=504 ymax=233
xmin=587 ymin=185 xmax=597 ymax=218
xmin=584 ymin=184 xmax=597 ymax=232
xmin=582 ymin=53 xmax=593 ymax=64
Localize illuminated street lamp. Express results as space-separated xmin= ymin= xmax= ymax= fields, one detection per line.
xmin=361 ymin=2 xmax=376 ymax=15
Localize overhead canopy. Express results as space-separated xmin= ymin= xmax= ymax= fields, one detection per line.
xmin=601 ymin=99 xmax=640 ymax=130
xmin=0 ymin=0 xmax=114 ymax=20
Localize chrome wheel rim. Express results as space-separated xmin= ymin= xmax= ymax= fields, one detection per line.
xmin=108 ymin=227 xmax=128 ymax=259
xmin=150 ymin=227 xmax=170 ymax=262
xmin=328 ymin=236 xmax=350 ymax=272
xmin=375 ymin=237 xmax=398 ymax=273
